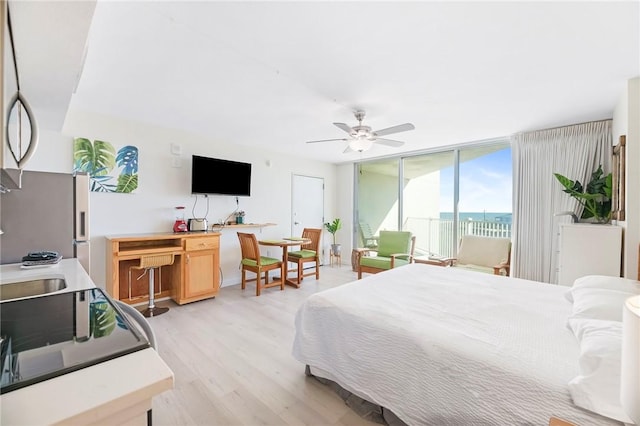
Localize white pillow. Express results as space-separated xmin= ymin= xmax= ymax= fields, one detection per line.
xmin=567 ymin=317 xmax=619 ymax=342
xmin=568 ymin=319 xmax=632 ymax=423
xmin=569 ymin=287 xmax=632 ymax=322
xmin=566 ymin=275 xmax=640 ymax=303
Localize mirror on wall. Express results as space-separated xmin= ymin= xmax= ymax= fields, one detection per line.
xmin=3 ymin=2 xmax=38 ymax=171
xmin=612 ymin=135 xmax=626 ymax=221
xmin=1 ymin=1 xmax=38 ymax=192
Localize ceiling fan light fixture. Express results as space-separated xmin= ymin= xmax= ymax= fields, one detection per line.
xmin=306 ymin=110 xmax=414 ymax=154
xmin=349 ymin=138 xmax=373 ymax=152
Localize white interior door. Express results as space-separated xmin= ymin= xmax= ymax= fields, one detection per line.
xmin=292 ymin=174 xmax=324 ymax=260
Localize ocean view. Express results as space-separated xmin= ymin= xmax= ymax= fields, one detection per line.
xmin=440 ymin=212 xmax=512 ymax=224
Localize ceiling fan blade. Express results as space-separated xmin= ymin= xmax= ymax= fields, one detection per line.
xmin=306 ymin=138 xmax=348 ymax=144
xmin=373 ymin=123 xmax=415 ymax=137
xmin=374 ymin=138 xmax=405 ymax=147
xmin=333 ymin=122 xmax=354 ymax=134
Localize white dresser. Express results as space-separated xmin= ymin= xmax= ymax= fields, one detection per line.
xmin=557 ymin=223 xmax=622 ymax=286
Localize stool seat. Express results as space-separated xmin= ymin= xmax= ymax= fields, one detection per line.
xmin=132 ymin=253 xmax=175 ymax=317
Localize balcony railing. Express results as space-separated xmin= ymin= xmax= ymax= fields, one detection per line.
xmin=404 ymin=217 xmax=512 ymax=258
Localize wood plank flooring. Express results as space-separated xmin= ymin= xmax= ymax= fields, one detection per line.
xmin=147 ymin=264 xmax=377 ymax=426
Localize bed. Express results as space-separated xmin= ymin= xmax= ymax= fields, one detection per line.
xmin=292 ymin=263 xmax=627 ymax=425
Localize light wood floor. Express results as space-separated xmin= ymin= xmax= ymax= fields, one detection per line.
xmin=147 ymin=264 xmax=377 ymax=426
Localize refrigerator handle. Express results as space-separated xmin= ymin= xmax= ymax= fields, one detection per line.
xmin=78 ymin=211 xmax=85 ymax=238
xmin=74 ymin=173 xmax=90 ymax=240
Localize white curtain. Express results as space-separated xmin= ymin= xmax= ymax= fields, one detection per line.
xmin=511 ymin=120 xmax=612 ymax=283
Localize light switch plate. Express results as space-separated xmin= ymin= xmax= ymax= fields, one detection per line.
xmin=170 ymin=143 xmax=182 ymax=155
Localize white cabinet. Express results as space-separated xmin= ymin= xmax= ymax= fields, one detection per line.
xmin=557 ymin=223 xmax=622 ymax=286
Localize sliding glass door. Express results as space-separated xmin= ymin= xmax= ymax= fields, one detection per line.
xmin=355 ymin=141 xmax=511 ymax=258
xmin=356 ymin=158 xmax=400 ymax=248
xmin=402 ymin=151 xmax=455 ymax=256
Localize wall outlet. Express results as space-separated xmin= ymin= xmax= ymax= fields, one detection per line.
xmin=171 ymin=157 xmax=181 ymax=168
xmin=170 ymin=143 xmax=182 ymax=155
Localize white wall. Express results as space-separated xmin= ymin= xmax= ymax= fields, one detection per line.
xmin=612 ymin=76 xmax=640 ymax=279
xmin=21 ymin=109 xmax=338 ymax=289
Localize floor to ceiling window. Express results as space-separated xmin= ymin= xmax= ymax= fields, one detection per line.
xmin=356 ymin=158 xmax=400 ymax=247
xmin=401 ymin=151 xmax=455 ymax=256
xmin=457 ymin=146 xmax=512 ymax=240
xmin=355 ymin=141 xmax=512 ymax=257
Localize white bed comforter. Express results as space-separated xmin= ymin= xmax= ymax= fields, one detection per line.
xmin=292 ymin=263 xmax=621 ymax=426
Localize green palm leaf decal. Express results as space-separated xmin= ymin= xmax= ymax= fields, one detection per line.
xmin=73 ymin=138 xmax=116 ymax=177
xmin=117 ymin=174 xmax=138 ymax=193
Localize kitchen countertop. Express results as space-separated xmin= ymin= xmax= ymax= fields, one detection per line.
xmin=0 ymin=258 xmax=174 ymax=425
xmin=0 ymin=258 xmax=96 ymax=292
xmin=1 ymin=348 xmax=173 ymax=425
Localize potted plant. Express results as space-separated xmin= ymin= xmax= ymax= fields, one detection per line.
xmin=324 ymin=218 xmax=342 ymax=255
xmin=235 ymin=211 xmax=245 ymax=224
xmin=554 ymin=165 xmax=612 ymax=223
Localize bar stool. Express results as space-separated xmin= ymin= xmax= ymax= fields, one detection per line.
xmin=132 ymin=253 xmax=175 ymax=317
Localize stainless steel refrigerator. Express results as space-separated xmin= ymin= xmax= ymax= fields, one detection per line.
xmin=0 ymin=171 xmax=90 ymax=273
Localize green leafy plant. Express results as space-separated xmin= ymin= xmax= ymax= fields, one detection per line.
xmin=324 ymin=218 xmax=342 ymax=245
xmin=554 ymin=165 xmax=612 ymax=222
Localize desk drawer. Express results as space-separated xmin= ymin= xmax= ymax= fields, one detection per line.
xmin=185 ymin=237 xmax=218 ymax=251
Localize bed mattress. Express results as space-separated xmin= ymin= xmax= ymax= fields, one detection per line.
xmin=292 ymin=263 xmax=622 ymax=425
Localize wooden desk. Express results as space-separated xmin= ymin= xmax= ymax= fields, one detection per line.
xmin=106 ymin=232 xmax=220 ymax=305
xmin=258 ymin=238 xmax=311 ymax=288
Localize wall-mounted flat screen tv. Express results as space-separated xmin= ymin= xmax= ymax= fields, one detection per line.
xmin=191 ymin=155 xmax=252 ymax=196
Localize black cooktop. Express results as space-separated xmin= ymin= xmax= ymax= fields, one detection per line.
xmin=0 ymin=288 xmax=150 ymax=394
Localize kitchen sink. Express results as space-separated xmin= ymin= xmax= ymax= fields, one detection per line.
xmin=0 ymin=277 xmax=67 ymax=301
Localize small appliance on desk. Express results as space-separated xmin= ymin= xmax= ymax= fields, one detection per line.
xmin=188 ymin=218 xmax=208 ymax=232
xmin=173 ymin=206 xmax=188 ymax=232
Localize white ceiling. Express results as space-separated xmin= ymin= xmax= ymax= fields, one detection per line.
xmin=9 ymin=1 xmax=640 ymax=164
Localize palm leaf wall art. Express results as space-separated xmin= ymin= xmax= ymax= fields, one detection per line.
xmin=73 ymin=138 xmax=139 ymax=193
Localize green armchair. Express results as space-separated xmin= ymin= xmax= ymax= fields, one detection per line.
xmin=357 ymin=230 xmax=416 ymax=279
xmin=358 ymin=221 xmax=379 ymax=248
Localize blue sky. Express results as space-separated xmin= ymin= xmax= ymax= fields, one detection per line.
xmin=440 ymin=147 xmax=512 ymax=213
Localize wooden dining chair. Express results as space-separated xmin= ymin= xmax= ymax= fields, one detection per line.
xmin=237 ymin=232 xmax=285 ymax=296
xmin=287 ymin=228 xmax=322 ymax=285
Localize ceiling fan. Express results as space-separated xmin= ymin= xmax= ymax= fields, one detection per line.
xmin=306 ymin=110 xmax=415 ymax=153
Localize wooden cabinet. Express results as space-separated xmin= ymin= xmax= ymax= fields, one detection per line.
xmin=180 ymin=237 xmax=220 ymax=304
xmin=106 ymin=232 xmax=220 ymax=305
xmin=557 ymin=223 xmax=622 ymax=286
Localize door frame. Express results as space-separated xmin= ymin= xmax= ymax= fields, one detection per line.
xmin=291 ymin=174 xmax=325 ymax=264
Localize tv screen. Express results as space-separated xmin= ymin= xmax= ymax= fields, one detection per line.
xmin=191 ymin=155 xmax=252 ymax=196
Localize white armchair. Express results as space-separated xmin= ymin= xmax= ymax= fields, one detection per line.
xmin=433 ymin=235 xmax=511 ymax=276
